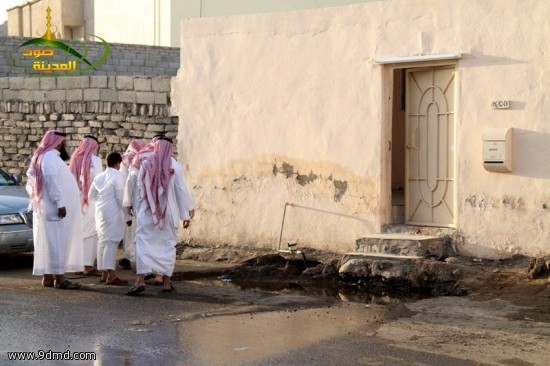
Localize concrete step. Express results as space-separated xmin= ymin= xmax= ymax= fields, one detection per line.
xmin=339 ymin=252 xmax=422 ymax=279
xmin=338 ymin=252 xmax=464 ymax=295
xmin=355 ymin=233 xmax=447 ymax=258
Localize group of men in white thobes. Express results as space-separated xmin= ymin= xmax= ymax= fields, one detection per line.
xmin=26 ymin=130 xmax=195 ymax=294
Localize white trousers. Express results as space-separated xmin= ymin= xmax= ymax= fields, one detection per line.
xmin=97 ymin=239 xmax=119 ymax=271
xmin=83 ymin=235 xmax=98 ymax=267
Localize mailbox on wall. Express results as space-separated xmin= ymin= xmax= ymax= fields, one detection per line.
xmin=482 ymin=128 xmax=513 ymax=172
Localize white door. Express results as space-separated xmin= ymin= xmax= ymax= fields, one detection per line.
xmin=406 ymin=67 xmax=455 ymax=227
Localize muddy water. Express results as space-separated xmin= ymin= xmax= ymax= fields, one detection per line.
xmin=191 ymin=277 xmax=431 ymax=305
xmin=178 ymin=301 xmax=387 ymax=365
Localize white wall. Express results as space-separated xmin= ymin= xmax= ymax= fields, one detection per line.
xmin=93 ymin=0 xmax=156 ymax=45
xmin=454 ymin=0 xmax=550 ymax=257
xmin=172 ymin=0 xmax=550 ymax=258
xmin=7 ymin=0 xmax=382 ymax=46
xmin=91 ymin=0 xmax=382 ymax=46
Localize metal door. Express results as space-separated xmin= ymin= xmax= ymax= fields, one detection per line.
xmin=406 ymin=67 xmax=455 ymax=226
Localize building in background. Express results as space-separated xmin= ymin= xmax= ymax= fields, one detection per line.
xmin=171 ymin=0 xmax=550 ymax=258
xmin=7 ymin=0 xmax=84 ymax=40
xmin=7 ymin=0 xmax=380 ymax=46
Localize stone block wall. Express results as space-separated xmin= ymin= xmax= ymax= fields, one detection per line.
xmin=0 ymin=36 xmax=180 ymax=77
xmin=0 ymin=76 xmax=177 ymax=178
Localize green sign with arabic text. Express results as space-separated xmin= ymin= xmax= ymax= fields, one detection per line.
xmin=9 ymin=7 xmax=110 ymax=77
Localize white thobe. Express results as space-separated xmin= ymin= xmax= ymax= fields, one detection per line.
xmin=119 ymin=164 xmax=129 ymax=187
xmin=27 ymin=150 xmax=84 ymax=275
xmin=122 ymin=167 xmax=139 ymax=261
xmin=80 ymin=155 xmax=103 ymax=266
xmin=89 ymin=167 xmax=127 ymax=242
xmin=89 ymin=167 xmax=128 ymax=271
xmin=135 ymin=158 xmax=194 ymax=276
xmin=121 ymin=153 xmax=151 ymax=261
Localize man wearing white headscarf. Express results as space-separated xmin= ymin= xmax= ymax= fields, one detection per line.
xmin=126 ymin=137 xmax=194 ymax=295
xmin=121 ymin=136 xmax=164 ymax=277
xmin=69 ymin=135 xmax=103 ymax=275
xmin=26 ymin=130 xmax=84 ymax=289
xmin=118 ymin=139 xmax=146 ymax=269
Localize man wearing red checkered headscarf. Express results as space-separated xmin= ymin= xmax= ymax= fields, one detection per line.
xmin=126 ymin=137 xmax=194 ymax=296
xmin=69 ymin=135 xmax=104 ymax=276
xmin=117 ymin=139 xmax=146 ymax=270
xmin=26 ymin=130 xmax=84 ymax=290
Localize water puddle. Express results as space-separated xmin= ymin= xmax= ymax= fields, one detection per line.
xmin=189 ymin=276 xmax=432 ymax=305
xmin=178 ymin=301 xmax=386 ymax=365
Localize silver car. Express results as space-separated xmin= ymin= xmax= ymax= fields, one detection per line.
xmin=0 ymin=167 xmax=33 ymax=254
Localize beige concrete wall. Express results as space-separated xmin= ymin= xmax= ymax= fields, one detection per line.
xmin=7 ymin=6 xmax=22 ymax=36
xmin=172 ymin=4 xmax=385 ymax=253
xmin=92 ymin=0 xmax=155 ymax=45
xmin=92 ymin=0 xmax=184 ymax=46
xmin=60 ymin=0 xmax=83 ymax=27
xmin=179 ymin=0 xmax=380 ymax=18
xmin=8 ymin=0 xmax=80 ymax=40
xmin=8 ymin=0 xmax=381 ymax=46
xmin=172 ymin=0 xmax=550 ymax=258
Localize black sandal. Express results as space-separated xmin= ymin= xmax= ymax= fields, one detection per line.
xmin=54 ymin=280 xmax=81 ymax=290
xmin=126 ymin=285 xmax=145 ymax=296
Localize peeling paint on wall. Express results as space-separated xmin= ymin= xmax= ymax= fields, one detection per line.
xmin=185 ymin=155 xmax=379 ymax=251
xmin=282 ymin=162 xmax=294 ymax=178
xmin=273 ymin=161 xmax=348 ymax=200
xmin=501 ymin=195 xmax=524 ymax=210
xmin=464 ymin=194 xmax=525 ymax=211
xmin=459 ymin=194 xmax=550 ymax=258
xmin=333 ymin=179 xmax=348 ymax=202
xmin=464 ymin=194 xmax=525 ymax=212
xmin=464 ymin=195 xmax=495 ymax=211
xmin=296 ymin=171 xmax=319 ymax=186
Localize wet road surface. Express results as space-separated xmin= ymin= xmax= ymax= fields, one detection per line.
xmin=0 ymin=254 xmax=486 ymax=365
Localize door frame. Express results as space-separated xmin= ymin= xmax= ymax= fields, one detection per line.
xmin=380 ymin=58 xmax=460 ymax=229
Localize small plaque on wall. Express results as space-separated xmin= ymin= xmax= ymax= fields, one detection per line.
xmin=491 ymin=100 xmax=510 ymax=109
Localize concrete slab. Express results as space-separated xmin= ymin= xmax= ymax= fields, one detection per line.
xmin=343 ymin=252 xmax=423 ymax=260
xmin=355 ymin=234 xmax=447 ymax=258
xmin=361 ymin=233 xmax=440 ymax=241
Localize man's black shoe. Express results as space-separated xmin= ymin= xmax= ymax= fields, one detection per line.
xmin=118 ymin=258 xmax=132 ymax=270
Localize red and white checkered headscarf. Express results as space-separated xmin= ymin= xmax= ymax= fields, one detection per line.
xmin=130 ymin=135 xmax=164 ymax=169
xmin=69 ymin=136 xmax=99 ymax=209
xmin=27 ymin=130 xmax=66 ymax=208
xmin=140 ymin=138 xmax=174 ymax=229
xmin=122 ymin=139 xmax=146 ymax=168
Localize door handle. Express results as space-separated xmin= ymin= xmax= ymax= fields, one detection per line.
xmin=406 ymin=126 xmax=418 ymax=150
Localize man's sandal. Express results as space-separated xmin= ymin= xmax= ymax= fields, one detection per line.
xmin=125 ymin=285 xmax=145 ymax=296
xmin=54 ymin=280 xmax=81 ymax=290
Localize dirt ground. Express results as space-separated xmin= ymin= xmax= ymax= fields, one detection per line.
xmin=376 ymin=256 xmax=550 ymax=366
xmin=179 ymin=244 xmax=550 ymax=320
xmin=453 ymin=255 xmax=550 ymax=322
xmin=178 ymin=244 xmax=550 ymax=365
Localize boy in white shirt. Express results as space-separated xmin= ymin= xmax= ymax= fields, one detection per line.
xmin=89 ymin=152 xmax=131 ymax=285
